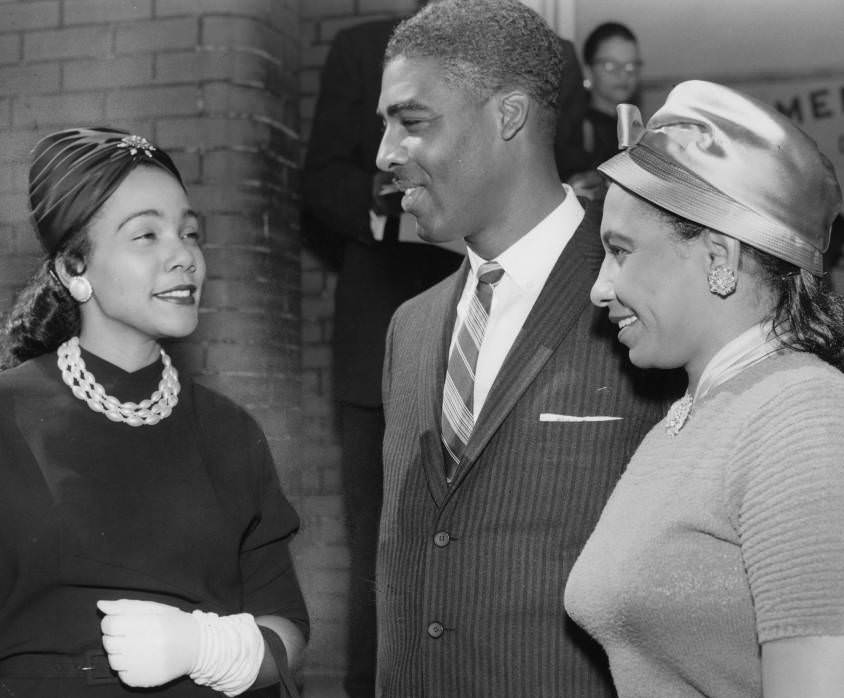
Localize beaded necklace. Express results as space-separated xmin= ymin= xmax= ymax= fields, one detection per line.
xmin=57 ymin=337 xmax=180 ymax=427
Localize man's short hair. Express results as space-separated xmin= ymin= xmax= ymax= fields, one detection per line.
xmin=385 ymin=0 xmax=567 ymax=141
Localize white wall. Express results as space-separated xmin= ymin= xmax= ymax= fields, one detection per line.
xmin=520 ymin=0 xmax=576 ymax=38
xmin=575 ymin=0 xmax=844 ymax=82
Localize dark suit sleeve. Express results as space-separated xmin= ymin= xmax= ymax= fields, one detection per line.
xmin=302 ymin=28 xmax=378 ymax=246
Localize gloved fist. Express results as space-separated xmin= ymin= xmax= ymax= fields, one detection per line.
xmin=98 ymin=599 xmax=200 ymax=688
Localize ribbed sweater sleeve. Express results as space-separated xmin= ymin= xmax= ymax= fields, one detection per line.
xmin=727 ymin=370 xmax=844 ymax=643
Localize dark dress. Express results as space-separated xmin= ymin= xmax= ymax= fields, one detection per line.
xmin=0 ymin=349 xmax=309 ymax=696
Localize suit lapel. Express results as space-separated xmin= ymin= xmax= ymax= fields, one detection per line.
xmin=418 ymin=260 xmax=470 ymax=504
xmin=451 ymin=204 xmax=604 ymax=488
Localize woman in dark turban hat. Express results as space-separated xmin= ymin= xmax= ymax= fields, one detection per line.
xmin=0 ymin=127 xmax=309 ymax=696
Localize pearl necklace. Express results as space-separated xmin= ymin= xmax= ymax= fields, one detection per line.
xmin=57 ymin=337 xmax=180 ymax=427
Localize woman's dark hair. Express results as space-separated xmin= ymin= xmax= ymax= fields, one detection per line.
xmin=583 ymin=22 xmax=638 ymax=65
xmin=0 ymin=127 xmax=183 ymax=370
xmin=666 ymin=210 xmax=844 ymax=371
xmin=0 ymin=232 xmax=89 ymax=370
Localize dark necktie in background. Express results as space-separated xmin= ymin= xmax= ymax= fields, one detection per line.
xmin=383 ymin=214 xmax=400 ymax=243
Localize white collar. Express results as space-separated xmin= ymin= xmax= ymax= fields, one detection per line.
xmin=665 ymin=320 xmax=787 ymax=436
xmin=693 ymin=320 xmax=783 ymax=401
xmin=466 ymin=184 xmax=584 ymax=290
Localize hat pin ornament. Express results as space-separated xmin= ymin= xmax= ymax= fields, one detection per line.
xmin=116 ymin=134 xmax=156 ymax=158
xmin=616 ymin=104 xmax=645 ymax=149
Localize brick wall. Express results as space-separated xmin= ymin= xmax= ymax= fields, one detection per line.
xmin=297 ymin=0 xmax=415 ymax=691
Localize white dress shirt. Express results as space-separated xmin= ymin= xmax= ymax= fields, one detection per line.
xmin=449 ymin=185 xmax=585 ymax=420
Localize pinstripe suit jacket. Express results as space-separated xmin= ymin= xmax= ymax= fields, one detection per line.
xmin=377 ymin=205 xmax=678 ymax=697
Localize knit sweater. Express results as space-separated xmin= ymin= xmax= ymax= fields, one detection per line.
xmin=564 ymin=351 xmax=844 ymax=698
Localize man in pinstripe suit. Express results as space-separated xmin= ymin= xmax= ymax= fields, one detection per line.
xmin=374 ymin=1 xmax=679 ymax=696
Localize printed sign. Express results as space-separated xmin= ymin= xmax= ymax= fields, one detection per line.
xmin=749 ymin=76 xmax=844 ymax=185
xmin=644 ymin=77 xmax=844 ymax=183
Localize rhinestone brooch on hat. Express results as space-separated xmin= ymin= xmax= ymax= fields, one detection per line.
xmin=117 ymin=134 xmax=156 ymax=158
xmin=57 ymin=337 xmax=180 ymax=427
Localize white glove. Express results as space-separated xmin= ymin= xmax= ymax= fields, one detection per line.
xmin=97 ymin=599 xmax=199 ymax=688
xmin=189 ymin=609 xmax=265 ymax=696
xmin=98 ymin=598 xmax=265 ymax=696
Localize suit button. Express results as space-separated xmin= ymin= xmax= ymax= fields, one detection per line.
xmin=427 ymin=622 xmax=444 ymax=639
xmin=433 ymin=531 xmax=451 ymax=547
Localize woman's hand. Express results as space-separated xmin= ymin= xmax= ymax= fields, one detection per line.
xmin=98 ymin=599 xmax=199 ymax=687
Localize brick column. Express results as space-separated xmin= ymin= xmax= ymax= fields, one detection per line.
xmin=297 ymin=1 xmax=418 ymax=691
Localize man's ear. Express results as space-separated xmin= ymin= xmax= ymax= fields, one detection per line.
xmin=702 ymin=229 xmax=741 ymax=271
xmin=498 ymin=91 xmax=529 ymax=141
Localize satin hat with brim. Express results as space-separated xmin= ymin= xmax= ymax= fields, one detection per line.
xmin=598 ymin=80 xmax=842 ymax=274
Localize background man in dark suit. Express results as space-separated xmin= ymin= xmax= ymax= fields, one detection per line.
xmin=375 ymin=1 xmax=678 ymax=695
xmin=300 ymin=3 xmax=588 ymax=695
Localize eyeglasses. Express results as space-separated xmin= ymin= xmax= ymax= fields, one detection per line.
xmin=591 ymin=59 xmax=643 ymax=76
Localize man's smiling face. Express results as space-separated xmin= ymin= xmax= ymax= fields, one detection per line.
xmin=376 ymin=55 xmax=503 ymax=248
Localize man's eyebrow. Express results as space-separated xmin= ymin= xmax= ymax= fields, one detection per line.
xmin=378 ymin=99 xmax=430 ymax=118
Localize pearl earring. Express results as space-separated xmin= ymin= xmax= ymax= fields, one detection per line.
xmin=68 ymin=276 xmax=93 ymax=303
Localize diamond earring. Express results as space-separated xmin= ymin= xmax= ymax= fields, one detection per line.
xmin=708 ymin=265 xmax=736 ymax=297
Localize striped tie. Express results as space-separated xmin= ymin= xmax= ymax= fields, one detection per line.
xmin=441 ymin=261 xmax=504 ymax=481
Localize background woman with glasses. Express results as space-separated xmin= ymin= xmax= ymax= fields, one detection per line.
xmin=568 ymin=21 xmax=642 ymax=200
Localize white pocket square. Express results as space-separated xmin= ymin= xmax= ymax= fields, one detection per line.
xmin=539 ymin=413 xmax=623 ymax=422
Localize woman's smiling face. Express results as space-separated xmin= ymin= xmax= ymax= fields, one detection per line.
xmin=591 ymin=184 xmax=712 ymax=373
xmin=76 ymin=165 xmax=205 ymax=350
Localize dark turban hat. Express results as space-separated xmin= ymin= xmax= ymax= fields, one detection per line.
xmin=29 ymin=127 xmax=183 ymax=256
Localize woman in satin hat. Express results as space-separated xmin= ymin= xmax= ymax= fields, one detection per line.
xmin=564 ymin=81 xmax=844 ymax=697
xmin=0 ymin=128 xmax=308 ymax=696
